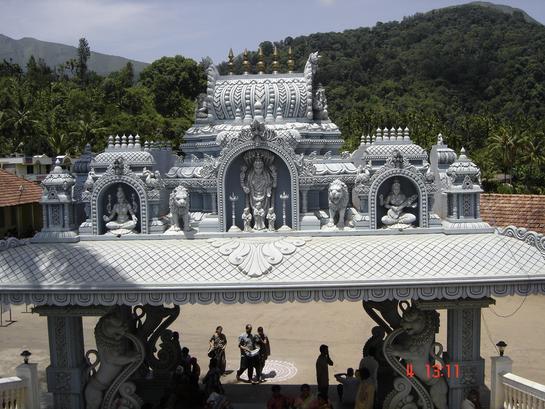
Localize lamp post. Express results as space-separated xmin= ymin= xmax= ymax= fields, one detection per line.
xmin=21 ymin=350 xmax=31 ymax=364
xmin=496 ymin=341 xmax=507 ymax=357
xmin=228 ymin=193 xmax=241 ymax=232
xmin=279 ymin=192 xmax=291 ymax=231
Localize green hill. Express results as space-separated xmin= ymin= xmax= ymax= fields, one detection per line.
xmin=465 ymin=1 xmax=541 ymax=24
xmin=0 ymin=34 xmax=148 ymax=76
xmin=219 ymin=3 xmax=545 ymax=192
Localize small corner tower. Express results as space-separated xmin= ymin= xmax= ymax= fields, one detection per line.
xmin=32 ymin=159 xmax=79 ymax=242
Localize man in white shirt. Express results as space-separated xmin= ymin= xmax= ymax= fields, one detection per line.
xmin=335 ymin=367 xmax=360 ymax=405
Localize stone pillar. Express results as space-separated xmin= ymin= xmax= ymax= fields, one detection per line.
xmin=299 ymin=188 xmax=320 ymax=230
xmin=46 ymin=316 xmax=86 ymax=409
xmin=447 ymin=308 xmax=488 ymax=409
xmin=16 ymin=362 xmax=40 ymax=409
xmin=490 ymin=356 xmax=512 ymax=409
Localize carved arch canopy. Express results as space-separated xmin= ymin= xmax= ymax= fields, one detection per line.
xmin=90 ymin=164 xmax=148 ymax=235
xmin=218 ymin=142 xmax=300 ymax=232
xmin=369 ymin=169 xmax=429 ymax=229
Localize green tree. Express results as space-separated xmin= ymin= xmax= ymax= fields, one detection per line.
xmin=139 ymin=55 xmax=206 ymax=118
xmin=76 ymin=37 xmax=91 ymax=84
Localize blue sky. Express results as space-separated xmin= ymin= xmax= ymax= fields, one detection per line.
xmin=1 ymin=0 xmax=544 ymax=64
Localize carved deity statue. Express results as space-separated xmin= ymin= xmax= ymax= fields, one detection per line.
xmin=242 ymin=207 xmax=253 ymax=232
xmin=313 ymin=83 xmax=329 ymax=120
xmin=195 ymin=93 xmax=208 ymax=119
xmin=379 ymin=179 xmax=417 ymax=228
xmin=85 ymin=311 xmax=142 ymax=409
xmin=267 ymin=207 xmax=276 ymax=232
xmin=103 ymin=186 xmax=138 ymax=234
xmin=253 ymin=201 xmax=266 ymax=231
xmin=240 ymin=150 xmax=277 ymax=227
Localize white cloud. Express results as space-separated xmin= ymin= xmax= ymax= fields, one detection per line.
xmin=318 ymin=0 xmax=337 ymax=5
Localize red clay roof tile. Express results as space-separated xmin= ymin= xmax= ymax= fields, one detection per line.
xmin=0 ymin=169 xmax=43 ymax=207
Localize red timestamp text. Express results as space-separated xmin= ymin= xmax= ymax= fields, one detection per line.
xmin=406 ymin=363 xmax=460 ymax=379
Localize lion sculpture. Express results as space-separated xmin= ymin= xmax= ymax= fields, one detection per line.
xmin=168 ymin=185 xmax=191 ymax=232
xmin=84 ymin=312 xmax=142 ymax=409
xmin=327 ymin=179 xmax=351 ymax=229
xmin=385 ymin=305 xmax=448 ymax=409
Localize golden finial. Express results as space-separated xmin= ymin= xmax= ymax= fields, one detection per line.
xmin=257 ymin=47 xmax=265 ymax=74
xmin=228 ymin=48 xmax=234 ymax=75
xmin=242 ymin=48 xmax=250 ymax=74
xmin=287 ymin=46 xmax=294 ymax=73
xmin=272 ymin=45 xmax=279 ymax=74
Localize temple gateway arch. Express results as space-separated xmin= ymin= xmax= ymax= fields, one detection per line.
xmin=1 ymin=52 xmax=544 ymax=409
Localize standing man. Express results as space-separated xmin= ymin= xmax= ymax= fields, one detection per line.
xmin=255 ymin=326 xmax=271 ymax=382
xmin=315 ymin=344 xmax=334 ymax=398
xmin=209 ymin=325 xmax=227 ymax=375
xmin=236 ymin=324 xmax=257 ymax=383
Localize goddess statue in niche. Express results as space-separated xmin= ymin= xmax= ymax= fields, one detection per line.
xmin=103 ymin=185 xmax=138 ymax=234
xmin=379 ymin=179 xmax=417 ymax=228
xmin=240 ymin=150 xmax=277 ymax=225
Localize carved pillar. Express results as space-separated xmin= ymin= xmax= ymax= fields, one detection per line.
xmin=447 ymin=308 xmax=488 ymax=409
xmin=46 ymin=316 xmax=86 ymax=409
xmin=300 ymin=188 xmax=309 ymax=213
xmin=211 ymin=192 xmax=217 ymax=214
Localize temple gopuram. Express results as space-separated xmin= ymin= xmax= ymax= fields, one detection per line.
xmin=1 ymin=50 xmax=544 ymax=409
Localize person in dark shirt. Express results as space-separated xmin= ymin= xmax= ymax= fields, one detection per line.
xmin=315 ymin=344 xmax=334 ymax=398
xmin=236 ymin=324 xmax=258 ymax=383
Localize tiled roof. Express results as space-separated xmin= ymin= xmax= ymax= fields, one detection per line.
xmin=481 ymin=194 xmax=545 ymax=234
xmin=0 ymin=169 xmax=42 ymax=207
xmin=0 ymin=231 xmax=544 ymax=306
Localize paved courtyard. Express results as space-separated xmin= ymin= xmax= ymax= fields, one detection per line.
xmin=1 ymin=295 xmax=544 ymax=406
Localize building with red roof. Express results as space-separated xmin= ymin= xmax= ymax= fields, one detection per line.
xmin=0 ymin=168 xmax=43 ymax=237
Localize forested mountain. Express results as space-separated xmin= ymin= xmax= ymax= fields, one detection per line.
xmin=220 ymin=4 xmax=545 ymax=192
xmin=1 ymin=3 xmax=544 ymax=193
xmin=0 ymin=34 xmax=148 ymax=76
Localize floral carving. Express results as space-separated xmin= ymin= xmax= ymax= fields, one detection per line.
xmin=209 ymin=237 xmax=309 ymax=277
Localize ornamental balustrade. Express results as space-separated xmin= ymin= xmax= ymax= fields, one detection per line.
xmin=502 ymin=373 xmax=545 ymax=409
xmin=0 ymin=377 xmax=27 ymax=409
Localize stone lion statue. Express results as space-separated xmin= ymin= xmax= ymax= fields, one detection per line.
xmin=385 ymin=305 xmax=448 ymax=409
xmin=327 ymin=179 xmax=350 ymax=229
xmin=85 ymin=312 xmax=142 ymax=409
xmin=168 ymin=185 xmax=191 ymax=232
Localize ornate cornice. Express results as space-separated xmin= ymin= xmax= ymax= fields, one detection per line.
xmin=498 ymin=226 xmax=545 ymax=257
xmin=2 ymin=282 xmax=544 ymax=306
xmin=0 ymin=237 xmax=30 ymax=252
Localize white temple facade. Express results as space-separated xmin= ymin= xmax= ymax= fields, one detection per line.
xmin=0 ymin=52 xmax=544 ymax=409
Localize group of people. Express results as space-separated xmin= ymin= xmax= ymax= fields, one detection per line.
xmin=266 ymin=384 xmax=335 ymax=409
xmin=315 ymin=344 xmax=376 ymax=409
xmin=235 ymin=324 xmax=271 ymax=384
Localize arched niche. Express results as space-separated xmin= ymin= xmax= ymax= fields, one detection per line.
xmin=91 ymin=176 xmax=148 ymax=235
xmin=97 ymin=183 xmax=141 ymax=234
xmin=369 ymin=170 xmax=429 ymax=229
xmin=218 ymin=143 xmax=299 ymax=232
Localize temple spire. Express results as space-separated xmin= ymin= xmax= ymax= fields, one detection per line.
xmin=272 ymin=45 xmax=279 ymax=74
xmin=287 ymin=46 xmax=294 ymax=73
xmin=257 ymin=47 xmax=265 ymax=74
xmin=228 ymin=48 xmax=234 ymax=75
xmin=242 ymin=49 xmax=250 ymax=75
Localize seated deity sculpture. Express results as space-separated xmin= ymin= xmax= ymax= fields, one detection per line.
xmin=253 ymin=201 xmax=266 ymax=231
xmin=240 ymin=150 xmax=277 ymax=229
xmin=379 ymin=179 xmax=417 ymax=228
xmin=103 ymin=186 xmax=138 ymax=235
